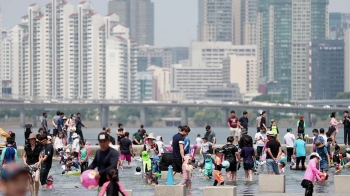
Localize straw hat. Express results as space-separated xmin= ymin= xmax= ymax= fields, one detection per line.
xmin=315 ymin=140 xmax=325 ymax=148
xmin=28 ymin=133 xmax=36 ymax=140
xmin=62 ymin=116 xmax=67 ymax=120
xmin=65 ymin=149 xmax=70 ymax=153
xmin=146 ymin=133 xmax=156 ymax=140
xmin=266 ymin=131 xmax=275 ymax=137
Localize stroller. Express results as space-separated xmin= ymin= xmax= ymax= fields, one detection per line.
xmin=24 ymin=124 xmax=33 ymax=146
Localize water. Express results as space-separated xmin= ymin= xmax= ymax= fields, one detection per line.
xmin=3 ymin=126 xmax=348 ymax=195
xmin=4 ymin=127 xmax=347 ymax=146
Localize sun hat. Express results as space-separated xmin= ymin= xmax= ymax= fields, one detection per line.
xmin=65 ymin=149 xmax=70 ymax=153
xmin=0 ymin=163 xmax=30 ymax=181
xmin=315 ymin=140 xmax=325 ymax=148
xmin=62 ymin=116 xmax=67 ymax=120
xmin=28 ymin=133 xmax=36 ymax=140
xmin=146 ymin=133 xmax=156 ymax=140
xmin=266 ymin=131 xmax=275 ymax=137
xmin=309 ymin=152 xmax=322 ymax=160
xmin=47 ymin=175 xmax=54 ymax=182
xmin=72 ymin=133 xmax=79 ymax=139
xmin=47 ymin=136 xmax=52 ymax=140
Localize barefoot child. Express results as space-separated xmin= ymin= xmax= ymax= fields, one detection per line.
xmin=178 ymin=156 xmax=192 ymax=189
xmin=213 ymin=149 xmax=225 ymax=186
xmin=98 ymin=168 xmax=128 ymax=196
xmin=46 ymin=176 xmax=54 ymax=189
xmin=301 ymin=153 xmax=326 ymax=196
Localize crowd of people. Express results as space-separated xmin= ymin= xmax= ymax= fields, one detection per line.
xmin=2 ymin=109 xmax=350 ymax=196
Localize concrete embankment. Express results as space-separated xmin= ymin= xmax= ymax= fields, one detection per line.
xmin=15 ymin=144 xmax=343 ymax=158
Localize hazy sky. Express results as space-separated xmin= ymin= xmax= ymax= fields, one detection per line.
xmin=0 ymin=0 xmax=349 ymax=47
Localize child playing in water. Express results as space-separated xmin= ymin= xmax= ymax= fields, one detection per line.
xmin=0 ymin=163 xmax=30 ymax=196
xmin=279 ymin=162 xmax=286 ymax=173
xmin=301 ymin=153 xmax=326 ymax=196
xmin=135 ymin=167 xmax=142 ymax=175
xmin=0 ymin=137 xmax=18 ymax=166
xmin=213 ymin=149 xmax=225 ymax=186
xmin=204 ymin=154 xmax=214 ymax=179
xmin=178 ymin=156 xmax=192 ymax=189
xmin=62 ymin=157 xmax=79 ymax=174
xmin=46 ymin=176 xmax=54 ymax=189
xmin=78 ymin=140 xmax=90 ymax=173
xmin=98 ymin=168 xmax=128 ymax=196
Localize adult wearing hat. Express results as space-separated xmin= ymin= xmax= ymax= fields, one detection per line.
xmin=265 ymin=131 xmax=281 ymax=175
xmin=88 ymin=132 xmax=119 ymax=190
xmin=71 ymin=133 xmax=80 ymax=158
xmin=143 ymin=133 xmax=159 ymax=160
xmin=315 ymin=140 xmax=330 ymax=173
xmin=37 ymin=134 xmax=53 ymax=188
xmin=343 ymin=111 xmax=350 ymax=146
xmin=23 ymin=133 xmax=42 ymax=196
xmin=238 ymin=128 xmax=253 ymax=149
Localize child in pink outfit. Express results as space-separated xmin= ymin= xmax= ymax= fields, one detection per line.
xmin=301 ymin=153 xmax=326 ymax=196
xmin=98 ymin=168 xmax=128 ymax=196
xmin=178 ymin=156 xmax=192 ymax=189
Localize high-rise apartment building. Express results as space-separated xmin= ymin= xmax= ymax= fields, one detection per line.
xmin=198 ymin=0 xmax=233 ymax=42
xmin=258 ymin=0 xmax=329 ymax=100
xmin=190 ymin=42 xmax=257 ymax=68
xmin=108 ymin=0 xmax=154 ymax=45
xmin=310 ymin=40 xmax=344 ymax=99
xmin=233 ymin=0 xmax=258 ymax=45
xmin=345 ymin=29 xmax=350 ymax=91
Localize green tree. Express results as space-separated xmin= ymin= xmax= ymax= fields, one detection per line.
xmin=116 ymin=106 xmax=140 ymax=124
xmin=252 ymin=94 xmax=285 ymax=103
xmin=336 ymin=92 xmax=350 ymax=99
xmin=193 ymin=108 xmax=221 ymax=126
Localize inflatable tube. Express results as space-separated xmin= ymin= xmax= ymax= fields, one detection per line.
xmin=290 ymin=165 xmax=308 ymax=170
xmin=66 ymin=169 xmax=81 ymax=176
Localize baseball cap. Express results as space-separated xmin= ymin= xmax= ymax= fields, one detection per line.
xmin=98 ymin=132 xmax=109 ymax=141
xmin=287 ymin=127 xmax=293 ymax=132
xmin=0 ymin=163 xmax=29 ymax=181
xmin=241 ymin=128 xmax=247 ymax=134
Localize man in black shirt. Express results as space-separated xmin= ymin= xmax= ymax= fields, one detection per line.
xmin=119 ymin=132 xmax=134 ymax=166
xmin=260 ymin=111 xmax=268 ymax=131
xmin=117 ymin=123 xmax=126 ymax=144
xmin=88 ymin=132 xmax=119 ymax=187
xmin=239 ymin=111 xmax=249 ymax=132
xmin=265 ymin=131 xmax=281 ymax=175
xmin=172 ymin=125 xmax=191 ymax=174
xmin=221 ymin=136 xmax=240 ymax=181
xmin=343 ymin=111 xmax=350 ymax=145
xmin=75 ymin=112 xmax=87 ymax=141
xmin=238 ymin=129 xmax=253 ymax=149
xmin=37 ymin=134 xmax=54 ymax=187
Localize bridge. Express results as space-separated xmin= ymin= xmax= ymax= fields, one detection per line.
xmin=294 ymin=99 xmax=350 ymax=107
xmin=0 ymin=102 xmax=346 ymax=128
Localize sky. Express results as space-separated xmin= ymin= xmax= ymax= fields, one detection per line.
xmin=0 ymin=0 xmax=349 ymax=47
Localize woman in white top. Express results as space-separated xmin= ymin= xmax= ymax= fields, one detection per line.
xmin=196 ymin=134 xmax=202 ymax=147
xmin=54 ymin=132 xmax=64 ymax=155
xmin=255 ymin=128 xmax=267 ymax=159
xmin=156 ymin=136 xmax=165 ymax=156
xmin=65 ymin=114 xmax=76 ymax=146
xmin=71 ymin=133 xmax=80 ymax=158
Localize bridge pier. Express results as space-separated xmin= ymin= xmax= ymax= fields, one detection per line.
xmin=20 ymin=109 xmax=26 ymax=127
xmin=180 ymin=107 xmax=188 ymax=125
xmin=99 ymin=105 xmax=109 ymax=128
xmin=221 ymin=108 xmax=229 ymax=126
xmin=304 ymin=111 xmax=312 ymax=127
xmin=32 ymin=114 xmax=37 ymax=128
xmin=140 ymin=107 xmax=147 ymax=126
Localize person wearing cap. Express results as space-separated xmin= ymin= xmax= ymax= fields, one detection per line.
xmin=315 ymin=140 xmax=330 ymax=175
xmin=301 ymin=153 xmax=325 ymax=196
xmin=343 ymin=111 xmax=350 ymax=146
xmin=37 ymin=134 xmax=54 ymax=188
xmin=71 ymin=133 xmax=80 ymax=158
xmin=265 ymin=131 xmax=281 ymax=175
xmin=221 ymin=136 xmax=239 ymax=181
xmin=293 ymin=134 xmax=306 ymax=171
xmin=46 ymin=175 xmax=54 ymax=189
xmin=0 ymin=163 xmax=31 ymax=196
xmin=283 ymin=127 xmax=295 ymax=163
xmin=143 ymin=133 xmax=159 ymax=160
xmin=88 ymin=132 xmax=119 ymax=189
xmin=23 ymin=133 xmax=42 ymax=196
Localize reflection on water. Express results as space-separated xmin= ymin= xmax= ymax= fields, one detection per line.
xmin=31 ymin=156 xmax=349 ymax=196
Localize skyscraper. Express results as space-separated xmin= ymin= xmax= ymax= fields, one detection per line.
xmin=108 ymin=0 xmax=154 ymax=46
xmin=197 ymin=0 xmax=233 ymax=42
xmin=233 ymin=0 xmax=258 ymax=45
xmin=258 ymin=0 xmax=329 ymax=100
xmin=345 ymin=29 xmax=350 ymax=91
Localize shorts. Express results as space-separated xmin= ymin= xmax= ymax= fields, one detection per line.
xmin=214 ymin=170 xmax=224 ymax=183
xmin=230 ymin=127 xmax=240 ymax=137
xmin=243 ymin=162 xmax=254 ymax=170
xmin=121 ymin=153 xmax=132 ymax=162
xmin=53 ymin=129 xmax=58 ymax=137
xmin=226 ymin=159 xmax=237 ymax=172
xmin=320 ymin=162 xmax=328 ymax=171
xmin=172 ymin=159 xmax=183 ymax=173
xmin=266 ymin=159 xmax=279 ymax=174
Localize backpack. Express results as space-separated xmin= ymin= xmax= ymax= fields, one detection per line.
xmin=298 ymin=120 xmax=304 ymax=133
xmin=3 ymin=146 xmax=16 ymax=165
